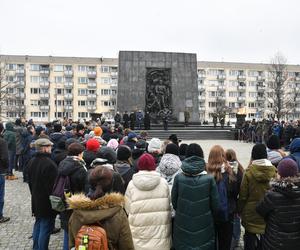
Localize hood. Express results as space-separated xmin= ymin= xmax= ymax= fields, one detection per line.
xmin=50 ymin=132 xmax=64 ymax=142
xmin=249 ymin=162 xmax=276 ymax=183
xmin=67 ymin=193 xmax=124 ymax=224
xmin=271 ymin=176 xmax=300 ymax=198
xmin=114 ymin=161 xmax=131 ymax=176
xmin=58 ymin=156 xmax=86 ymax=176
xmin=132 ymin=171 xmax=161 ymax=191
xmin=157 ymin=153 xmax=182 ymax=177
xmin=83 ymin=150 xmax=97 ymax=167
xmin=181 ymin=156 xmax=206 ymax=175
xmin=5 ymin=122 xmax=14 ymax=132
xmin=267 ymin=149 xmax=283 ymax=165
xmin=290 ymin=138 xmax=300 ymax=153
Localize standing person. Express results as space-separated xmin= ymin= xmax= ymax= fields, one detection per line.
xmin=3 ymin=123 xmax=17 ymax=180
xmin=50 ymin=123 xmax=66 ymax=151
xmin=184 ymin=110 xmax=190 ymax=127
xmin=125 ymin=153 xmax=172 ymax=250
xmin=0 ymin=123 xmax=10 ymax=223
xmin=123 ymin=111 xmax=130 ymax=129
xmin=144 ymin=111 xmax=151 ymax=130
xmin=266 ymin=135 xmax=286 ymax=167
xmin=129 ymin=111 xmax=136 ymax=130
xmin=14 ymin=118 xmax=26 ymax=172
xmin=114 ymin=111 xmax=122 ymax=126
xmin=225 ymin=149 xmax=244 ymax=250
xmin=27 ymin=138 xmax=58 ymax=250
xmin=57 ymin=142 xmax=88 ymax=250
xmin=136 ymin=110 xmax=144 ymax=129
xmin=67 ymin=166 xmax=134 ymax=250
xmin=172 ymin=143 xmax=219 ymax=250
xmin=256 ymin=158 xmax=300 ymax=250
xmin=207 ymin=145 xmax=238 ymax=250
xmin=287 ymin=138 xmax=300 ymax=170
xmin=238 ymin=144 xmax=277 ymax=250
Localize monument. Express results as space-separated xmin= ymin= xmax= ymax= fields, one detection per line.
xmin=117 ymin=51 xmax=199 ymax=122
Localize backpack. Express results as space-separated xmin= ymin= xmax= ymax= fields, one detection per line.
xmin=216 ymin=173 xmax=229 ymax=222
xmin=49 ymin=175 xmax=71 ymax=212
xmin=75 ymin=225 xmax=108 ymax=250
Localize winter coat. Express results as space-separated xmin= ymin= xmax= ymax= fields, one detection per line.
xmin=58 ymin=156 xmax=88 ymax=230
xmin=27 ymin=152 xmax=58 ymax=218
xmin=238 ymin=159 xmax=277 ymax=234
xmin=114 ymin=161 xmax=134 ymax=190
xmin=288 ymin=138 xmax=300 ymax=171
xmin=50 ymin=132 xmax=66 ymax=151
xmin=0 ymin=137 xmax=8 ymax=175
xmin=125 ymin=171 xmax=171 ymax=250
xmin=256 ymin=177 xmax=300 ymax=250
xmin=51 ymin=148 xmax=67 ymax=166
xmin=171 ymin=156 xmax=219 ymax=250
xmin=68 ymin=193 xmax=134 ymax=250
xmin=3 ymin=123 xmax=16 ymax=152
xmin=14 ymin=125 xmax=26 ymax=154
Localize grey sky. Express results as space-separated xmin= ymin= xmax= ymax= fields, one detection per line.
xmin=1 ymin=0 xmax=299 ymax=64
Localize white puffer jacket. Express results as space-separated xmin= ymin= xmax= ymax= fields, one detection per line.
xmin=125 ymin=171 xmax=171 ymax=250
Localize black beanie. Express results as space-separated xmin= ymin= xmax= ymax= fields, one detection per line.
xmin=267 ymin=135 xmax=280 ymax=150
xmin=117 ymin=145 xmax=132 ymax=161
xmin=165 ymin=143 xmax=179 ymax=156
xmin=251 ymin=144 xmax=267 ymax=160
xmin=97 ymin=147 xmax=117 ymax=164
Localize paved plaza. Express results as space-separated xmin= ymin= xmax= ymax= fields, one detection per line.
xmin=0 ymin=140 xmax=253 ymax=249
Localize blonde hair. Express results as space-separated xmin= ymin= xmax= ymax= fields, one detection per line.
xmin=225 ymin=149 xmax=244 ymax=175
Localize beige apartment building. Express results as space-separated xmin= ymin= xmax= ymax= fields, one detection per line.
xmin=1 ymin=55 xmax=300 ymax=123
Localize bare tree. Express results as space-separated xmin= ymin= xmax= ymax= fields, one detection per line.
xmin=267 ymin=52 xmax=295 ymax=120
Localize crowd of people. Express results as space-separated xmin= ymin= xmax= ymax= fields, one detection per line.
xmin=1 ymin=117 xmax=300 ymax=250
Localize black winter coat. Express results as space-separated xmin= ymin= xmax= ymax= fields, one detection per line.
xmin=58 ymin=156 xmax=88 ymax=230
xmin=256 ymin=177 xmax=300 ymax=250
xmin=27 ymin=152 xmax=58 ymax=218
xmin=0 ymin=137 xmax=8 ymax=175
xmin=51 ymin=148 xmax=67 ymax=166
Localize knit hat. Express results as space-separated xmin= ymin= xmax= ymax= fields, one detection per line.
xmin=138 ymin=153 xmax=156 ymax=171
xmin=267 ymin=135 xmax=280 ymax=150
xmin=147 ymin=138 xmax=162 ymax=153
xmin=158 ymin=153 xmax=181 ymax=176
xmin=86 ymin=138 xmax=100 ymax=152
xmin=165 ymin=143 xmax=179 ymax=156
xmin=94 ymin=127 xmax=103 ymax=136
xmin=251 ymin=144 xmax=267 ymax=160
xmin=97 ymin=147 xmax=117 ymax=164
xmin=117 ymin=145 xmax=132 ymax=161
xmin=107 ymin=139 xmax=119 ymax=150
xmin=277 ymin=158 xmax=299 ymax=178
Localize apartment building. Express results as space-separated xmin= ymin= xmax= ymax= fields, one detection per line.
xmin=0 ymin=55 xmax=118 ymax=122
xmin=1 ymin=55 xmax=300 ymax=123
xmin=197 ymin=61 xmax=300 ymax=122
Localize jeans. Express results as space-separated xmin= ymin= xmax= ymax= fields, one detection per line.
xmin=0 ymin=175 xmax=5 ymax=218
xmin=63 ymin=230 xmax=69 ymax=250
xmin=232 ymin=214 xmax=241 ymax=241
xmin=8 ymin=150 xmax=16 ymax=175
xmin=32 ymin=216 xmax=55 ymax=250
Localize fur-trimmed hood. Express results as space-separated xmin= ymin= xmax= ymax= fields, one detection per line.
xmin=67 ymin=192 xmax=124 ymax=210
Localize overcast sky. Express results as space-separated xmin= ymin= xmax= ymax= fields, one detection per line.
xmin=1 ymin=0 xmax=299 ymax=64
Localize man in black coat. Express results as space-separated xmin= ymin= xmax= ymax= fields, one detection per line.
xmin=27 ymin=138 xmax=58 ymax=250
xmin=129 ymin=111 xmax=136 ymax=130
xmin=0 ymin=123 xmax=10 ymax=223
xmin=122 ymin=111 xmax=130 ymax=129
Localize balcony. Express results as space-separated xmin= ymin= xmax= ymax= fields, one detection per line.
xmin=40 ymin=69 xmax=50 ymax=76
xmin=64 ymin=94 xmax=73 ymax=100
xmin=257 ymin=76 xmax=265 ymax=82
xmin=295 ymin=107 xmax=300 ymax=112
xmin=87 ymin=94 xmax=97 ymax=100
xmin=198 ymin=96 xmax=206 ymax=101
xmin=217 ymin=74 xmax=226 ymax=80
xmin=64 ymin=105 xmax=73 ymax=111
xmin=64 ymin=82 xmax=73 ymax=88
xmin=87 ymin=82 xmax=97 ymax=88
xmin=15 ymin=81 xmax=25 ymax=88
xmin=15 ymin=69 xmax=25 ymax=75
xmin=295 ymin=96 xmax=300 ymax=102
xmin=40 ymin=93 xmax=49 ymax=99
xmin=257 ymin=85 xmax=265 ymax=92
xmin=87 ymin=71 xmax=97 ymax=78
xmin=237 ymin=75 xmax=246 ymax=81
xmin=87 ymin=105 xmax=97 ymax=111
xmin=198 ymin=73 xmax=206 ymax=79
xmin=40 ymin=105 xmax=50 ymax=111
xmin=64 ymin=70 xmax=73 ymax=77
xmin=16 ymin=93 xmax=25 ymax=99
xmin=40 ymin=82 xmax=49 ymax=88
xmin=237 ymin=96 xmax=246 ymax=102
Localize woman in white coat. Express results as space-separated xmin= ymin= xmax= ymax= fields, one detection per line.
xmin=125 ymin=153 xmax=171 ymax=250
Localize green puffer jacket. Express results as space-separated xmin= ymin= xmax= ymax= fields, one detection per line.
xmin=171 ymin=156 xmax=219 ymax=250
xmin=238 ymin=159 xmax=276 ymax=234
xmin=3 ymin=123 xmax=16 ymax=151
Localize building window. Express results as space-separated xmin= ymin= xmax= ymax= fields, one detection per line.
xmin=229 ymin=91 xmax=238 ymax=97
xmin=229 ymin=70 xmax=239 ymax=76
xmin=248 ymin=81 xmax=256 ymax=87
xmin=248 ymin=92 xmax=257 ymax=98
xmin=30 ymin=64 xmax=40 ymax=71
xmin=101 ymin=77 xmax=110 ymax=84
xmin=248 ymin=102 xmax=257 ymax=108
xmin=248 ymin=71 xmax=259 ymax=77
xmin=208 ymin=69 xmax=219 ymax=76
xmin=88 ymin=89 xmax=95 ymax=94
xmin=78 ymin=100 xmax=86 ymax=106
xmin=101 ymin=89 xmax=111 ymax=95
xmin=40 ymin=77 xmax=49 ymax=82
xmin=55 ymin=100 xmax=64 ymax=106
xmin=78 ymin=89 xmax=87 ymax=96
xmin=7 ymin=64 xmax=16 ymax=70
xmin=101 ymin=66 xmax=109 ymax=73
xmin=78 ymin=77 xmax=88 ymax=84
xmin=78 ymin=65 xmax=87 ymax=72
xmin=55 ymin=76 xmax=63 ymax=83
xmin=56 ymin=88 xmax=63 ymax=95
xmin=65 ymin=65 xmax=72 ymax=71
xmin=31 ymin=76 xmax=40 ymax=83
xmin=53 ymin=65 xmax=64 ymax=72
xmin=30 ymin=88 xmax=39 ymax=94
xmin=30 ymin=100 xmax=39 ymax=106
xmin=78 ymin=112 xmax=89 ymax=118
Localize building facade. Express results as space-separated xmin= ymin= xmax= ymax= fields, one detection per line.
xmin=1 ymin=55 xmax=300 ymax=122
